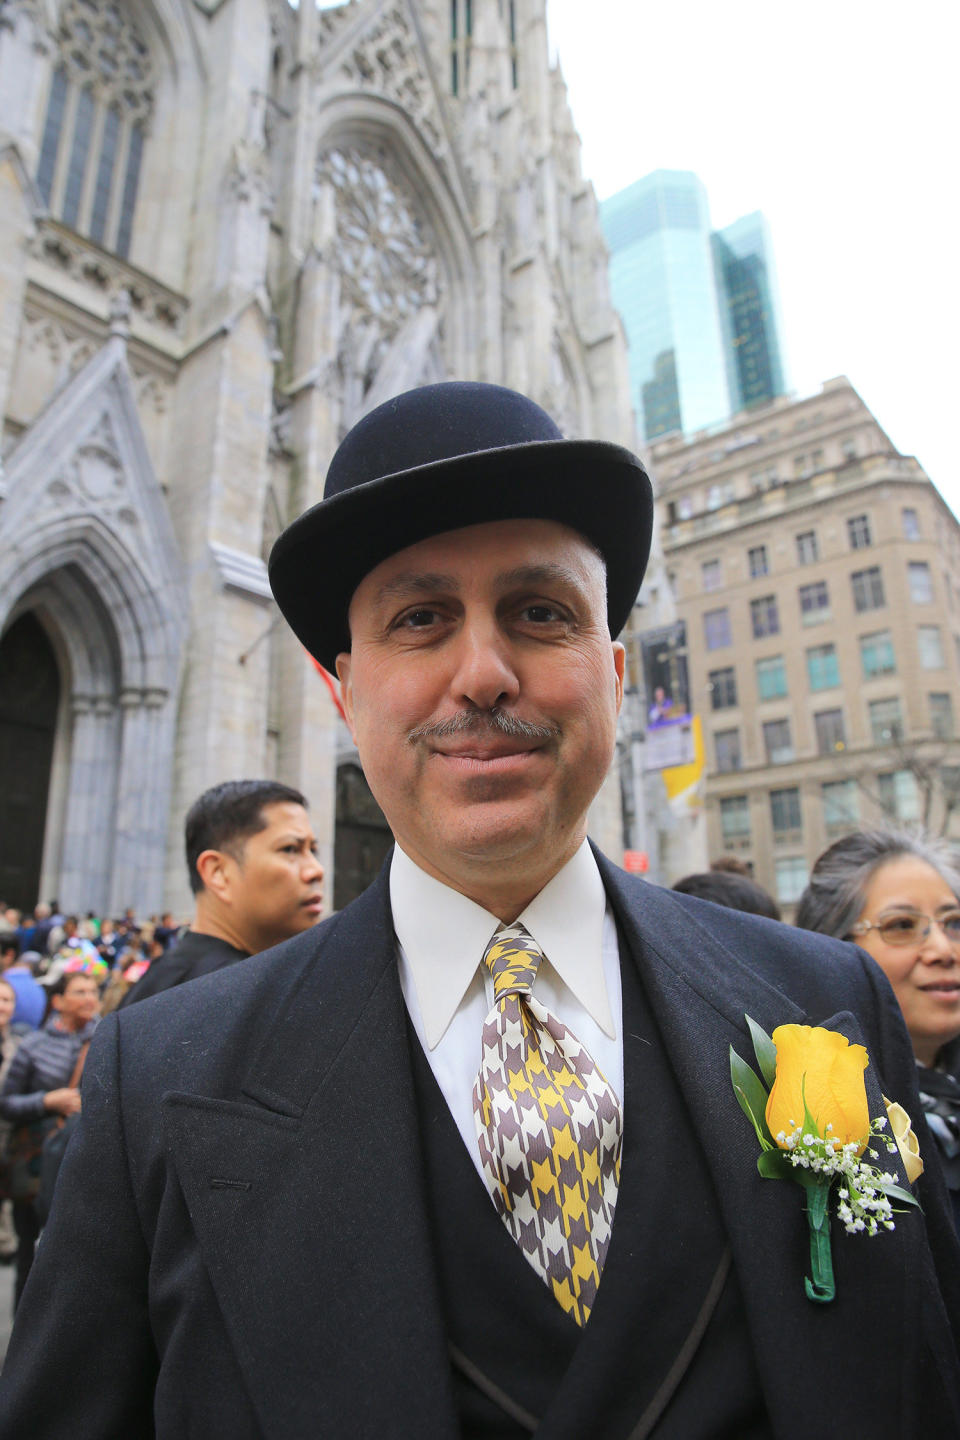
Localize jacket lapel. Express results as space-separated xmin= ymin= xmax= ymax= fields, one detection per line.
xmin=596 ymin=856 xmax=924 ymax=1436
xmin=161 ymin=870 xmax=459 ymax=1440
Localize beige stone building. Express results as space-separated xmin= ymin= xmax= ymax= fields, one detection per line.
xmin=652 ymin=377 xmax=960 ymax=911
xmin=0 ymin=0 xmax=639 ymax=916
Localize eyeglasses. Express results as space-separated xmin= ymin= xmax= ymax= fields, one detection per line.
xmin=848 ymin=909 xmax=960 ymax=947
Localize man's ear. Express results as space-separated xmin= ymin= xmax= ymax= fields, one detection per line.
xmin=195 ymin=849 xmax=235 ymax=903
xmin=335 ymin=652 xmax=357 ymax=741
xmin=612 ymin=642 xmax=626 ymax=713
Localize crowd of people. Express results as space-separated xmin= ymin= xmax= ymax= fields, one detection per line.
xmin=0 ymin=903 xmax=186 ymax=1303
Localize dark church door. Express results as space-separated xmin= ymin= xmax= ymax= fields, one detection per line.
xmin=0 ymin=613 xmax=61 ymax=911
xmin=334 ymin=762 xmax=393 ymax=910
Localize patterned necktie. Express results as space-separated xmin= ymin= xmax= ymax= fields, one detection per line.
xmin=473 ymin=922 xmax=623 ymax=1326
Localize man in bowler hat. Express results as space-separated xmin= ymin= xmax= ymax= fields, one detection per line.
xmin=1 ymin=382 xmax=959 ymax=1437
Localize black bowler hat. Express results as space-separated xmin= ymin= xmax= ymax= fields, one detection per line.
xmin=268 ymin=381 xmax=653 ymax=672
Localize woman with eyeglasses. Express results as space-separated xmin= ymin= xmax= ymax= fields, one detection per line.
xmin=796 ymin=827 xmax=960 ymax=1230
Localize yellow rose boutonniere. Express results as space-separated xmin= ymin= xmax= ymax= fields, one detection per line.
xmin=730 ymin=1017 xmax=921 ymax=1304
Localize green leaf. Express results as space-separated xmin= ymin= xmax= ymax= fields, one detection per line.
xmin=730 ymin=1045 xmax=774 ymax=1150
xmin=757 ymin=1150 xmax=792 ymax=1182
xmin=745 ymin=1015 xmax=778 ymax=1090
xmin=761 ymin=1151 xmax=823 ymax=1191
xmin=874 ymin=1178 xmax=922 ymax=1211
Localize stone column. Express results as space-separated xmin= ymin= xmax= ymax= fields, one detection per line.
xmin=111 ymin=685 xmax=176 ymax=916
xmin=59 ymin=692 xmax=119 ymax=915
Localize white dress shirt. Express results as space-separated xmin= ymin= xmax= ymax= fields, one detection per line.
xmin=391 ymin=840 xmax=624 ymax=1180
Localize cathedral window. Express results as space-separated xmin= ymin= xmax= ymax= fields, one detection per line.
xmin=450 ymin=0 xmax=472 ymax=95
xmin=35 ymin=0 xmax=154 ymax=261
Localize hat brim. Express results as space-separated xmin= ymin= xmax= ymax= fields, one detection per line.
xmin=268 ymin=438 xmax=653 ymax=673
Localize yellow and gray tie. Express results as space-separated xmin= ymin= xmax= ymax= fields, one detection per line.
xmin=472 ymin=922 xmax=622 ymax=1326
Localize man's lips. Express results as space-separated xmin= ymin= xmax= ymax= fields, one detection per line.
xmin=431 ymin=739 xmax=543 ymax=761
xmin=918 ymin=978 xmax=960 ymax=995
xmin=302 ymin=895 xmax=324 ymax=913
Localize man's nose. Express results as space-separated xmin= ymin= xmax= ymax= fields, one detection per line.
xmin=303 ymin=853 xmax=324 ymax=883
xmin=449 ymin=618 xmax=521 ymax=711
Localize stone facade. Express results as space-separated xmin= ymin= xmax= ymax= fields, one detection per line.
xmin=0 ymin=0 xmax=637 ymax=914
xmin=654 ymin=378 xmax=960 ymax=911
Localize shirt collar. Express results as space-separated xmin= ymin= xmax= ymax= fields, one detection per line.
xmin=390 ymin=839 xmax=613 ymax=1049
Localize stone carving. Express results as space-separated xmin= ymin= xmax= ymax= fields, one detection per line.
xmin=54 ymin=0 xmax=154 ymax=127
xmin=319 ymin=144 xmax=446 ymax=427
xmin=28 ymin=219 xmax=189 ymax=334
xmin=337 ymin=5 xmax=446 ymax=160
xmin=226 ymin=90 xmax=274 ymax=216
xmin=544 ymin=338 xmax=578 ymax=438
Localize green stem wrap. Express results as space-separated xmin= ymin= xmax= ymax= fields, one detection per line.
xmin=803 ymin=1182 xmax=835 ymax=1304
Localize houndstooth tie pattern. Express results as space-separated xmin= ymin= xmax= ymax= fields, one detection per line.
xmin=473 ymin=922 xmax=623 ymax=1326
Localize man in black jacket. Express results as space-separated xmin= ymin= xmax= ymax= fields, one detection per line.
xmin=1 ymin=383 xmax=958 ymax=1438
xmin=122 ymin=779 xmax=324 ymax=1005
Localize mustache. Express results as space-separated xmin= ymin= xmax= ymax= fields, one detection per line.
xmin=407 ymin=709 xmax=560 ymax=744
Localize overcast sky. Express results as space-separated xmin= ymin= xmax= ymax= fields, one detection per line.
xmin=546 ymin=0 xmax=959 ymax=514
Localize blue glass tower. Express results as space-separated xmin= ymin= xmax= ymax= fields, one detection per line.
xmin=601 ymin=172 xmax=788 ymax=441
xmin=712 ymin=212 xmax=788 ymax=413
xmin=600 ymin=170 xmax=731 ymax=442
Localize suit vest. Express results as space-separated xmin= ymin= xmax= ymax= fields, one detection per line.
xmin=409 ymin=925 xmax=772 ymax=1439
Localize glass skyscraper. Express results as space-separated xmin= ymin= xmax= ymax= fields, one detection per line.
xmin=712 ymin=212 xmax=787 ymax=415
xmin=600 ymin=171 xmax=788 ymax=442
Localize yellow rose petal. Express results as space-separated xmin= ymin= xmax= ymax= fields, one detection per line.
xmin=883 ymin=1096 xmax=924 ymax=1184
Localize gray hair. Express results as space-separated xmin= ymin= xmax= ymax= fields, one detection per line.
xmin=795 ymin=827 xmax=960 ymax=939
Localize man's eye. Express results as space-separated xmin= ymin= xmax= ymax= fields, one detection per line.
xmin=522 ymin=604 xmax=561 ymax=623
xmin=397 ymin=608 xmax=440 ymax=628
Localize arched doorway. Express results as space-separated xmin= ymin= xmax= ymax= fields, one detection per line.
xmin=0 ymin=613 xmax=61 ymax=910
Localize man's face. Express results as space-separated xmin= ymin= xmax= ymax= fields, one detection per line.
xmin=222 ymin=802 xmax=325 ymax=953
xmin=337 ymin=519 xmax=624 ymax=905
xmin=52 ymin=975 xmax=101 ymax=1030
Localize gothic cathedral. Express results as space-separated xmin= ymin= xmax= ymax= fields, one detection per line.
xmin=0 ymin=0 xmax=635 ymax=914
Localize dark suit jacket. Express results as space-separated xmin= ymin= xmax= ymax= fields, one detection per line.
xmin=1 ymin=853 xmax=959 ymax=1438
xmin=120 ymin=930 xmax=249 ymax=1006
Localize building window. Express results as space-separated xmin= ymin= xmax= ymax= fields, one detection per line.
xmin=796 ymin=531 xmax=819 ymax=565
xmin=902 ymin=507 xmax=920 ymax=540
xmin=748 ymin=544 xmax=768 ymax=578
xmin=756 ymin=654 xmax=787 ymax=701
xmin=450 ymin=0 xmax=475 ymax=94
xmin=822 ymin=779 xmax=858 ymax=833
xmin=714 ymin=729 xmax=742 ymax=773
xmin=814 ymin=708 xmax=846 ymax=755
xmin=841 ymin=438 xmax=858 ymax=462
xmin=770 ymin=787 xmax=802 ymax=835
xmin=806 ymin=643 xmax=840 ymax=691
xmin=860 ymin=630 xmax=896 ymax=679
xmin=704 ymin=608 xmax=732 ymax=650
xmin=793 ymin=455 xmax=809 ymax=478
xmin=774 ymin=856 xmax=808 ymax=904
xmin=852 ymin=566 xmax=885 ymax=612
xmin=798 ymin=580 xmax=830 ymax=625
xmin=878 ymin=770 xmax=921 ymax=823
xmin=702 ymin=558 xmax=723 ymax=592
xmin=34 ymin=4 xmax=154 ymax=261
xmin=869 ymin=697 xmax=903 ymax=745
xmin=719 ymin=795 xmax=750 ymax=844
xmin=847 ymin=514 xmax=872 ymax=550
xmin=751 ymin=595 xmax=779 ymax=639
xmin=709 ymin=667 xmax=738 ymax=709
xmin=908 ymin=561 xmax=934 ymax=604
xmin=918 ymin=625 xmax=945 ymax=670
xmin=762 ymin=718 xmax=793 ymax=764
xmin=931 ymin=693 xmax=954 ymax=739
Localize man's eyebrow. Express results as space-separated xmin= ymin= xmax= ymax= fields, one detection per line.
xmin=496 ymin=562 xmax=593 ymax=590
xmin=372 ymin=571 xmax=460 ymax=604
